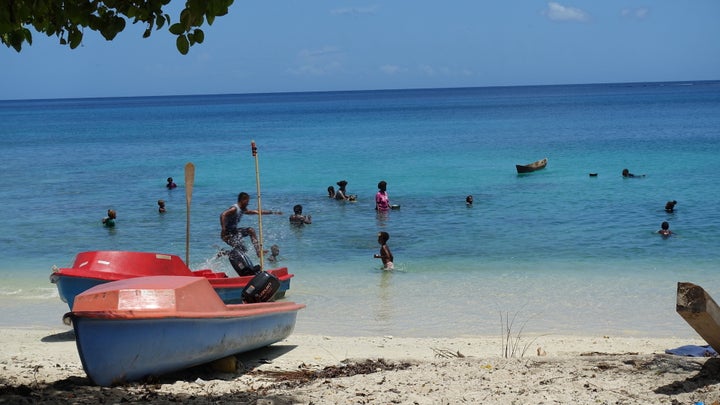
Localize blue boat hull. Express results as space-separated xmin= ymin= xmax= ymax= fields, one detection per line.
xmin=69 ymin=311 xmax=299 ymax=386
xmin=52 ymin=276 xmax=105 ymax=309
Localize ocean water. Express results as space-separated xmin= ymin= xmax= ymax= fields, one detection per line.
xmin=2 ymin=81 xmax=720 ymax=339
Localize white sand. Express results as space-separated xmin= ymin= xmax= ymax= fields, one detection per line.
xmin=1 ymin=327 xmax=719 ymax=404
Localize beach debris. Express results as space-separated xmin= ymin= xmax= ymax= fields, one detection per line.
xmin=431 ymin=348 xmax=465 ymax=359
xmin=579 ymin=352 xmax=639 ymax=357
xmin=250 ymin=359 xmax=413 ymax=387
xmin=537 ymin=347 xmax=547 ymax=356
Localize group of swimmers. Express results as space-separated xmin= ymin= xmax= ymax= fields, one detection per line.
xmin=622 ymin=168 xmax=677 ymax=237
xmin=658 ymin=200 xmax=678 ymax=237
xmin=326 ymin=179 xmax=394 ymax=269
xmin=99 ymin=175 xmax=395 ymax=274
xmin=327 ymin=180 xmax=357 ymax=202
xmin=102 ymin=177 xmax=176 ymax=227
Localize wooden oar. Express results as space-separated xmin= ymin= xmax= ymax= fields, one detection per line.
xmin=251 ymin=141 xmax=264 ymax=269
xmin=184 ymin=162 xmax=195 ymax=265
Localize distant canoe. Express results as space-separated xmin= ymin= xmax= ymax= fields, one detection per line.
xmin=516 ymin=158 xmax=548 ymax=174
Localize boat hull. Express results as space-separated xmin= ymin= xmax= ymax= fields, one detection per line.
xmin=70 ymin=312 xmax=300 ymax=386
xmin=66 ymin=276 xmax=304 ymax=386
xmin=515 ymin=158 xmax=548 ymax=173
xmin=50 ymin=251 xmax=293 ymax=309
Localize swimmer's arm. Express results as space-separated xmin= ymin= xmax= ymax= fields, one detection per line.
xmin=245 ymin=209 xmax=283 ymax=215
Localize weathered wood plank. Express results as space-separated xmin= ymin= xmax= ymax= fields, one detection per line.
xmin=676 ymin=282 xmax=720 ymax=353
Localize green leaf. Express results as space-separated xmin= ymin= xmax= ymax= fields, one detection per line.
xmin=179 ymin=9 xmax=190 ymax=29
xmin=8 ymin=30 xmax=23 ymax=52
xmin=168 ymin=23 xmax=184 ymax=35
xmin=193 ymin=28 xmax=204 ymax=44
xmin=176 ymin=34 xmax=189 ymax=54
xmin=69 ymin=29 xmax=82 ymax=48
xmin=23 ymin=28 xmax=32 ymax=46
xmin=156 ymin=14 xmax=167 ymax=29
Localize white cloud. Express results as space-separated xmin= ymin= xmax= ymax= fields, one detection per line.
xmin=420 ymin=65 xmax=476 ymax=78
xmin=379 ymin=64 xmax=476 ymax=78
xmin=289 ymin=47 xmax=343 ymax=76
xmin=298 ymin=46 xmax=341 ymax=59
xmin=621 ymin=8 xmax=649 ymax=19
xmin=288 ymin=61 xmax=342 ymax=76
xmin=419 ymin=65 xmax=435 ymax=76
xmin=380 ymin=65 xmax=406 ymax=75
xmin=331 ymin=6 xmax=378 ymax=16
xmin=544 ymin=2 xmax=590 ymax=22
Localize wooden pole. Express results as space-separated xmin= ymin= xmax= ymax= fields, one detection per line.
xmin=676 ymin=281 xmax=720 ymax=353
xmin=251 ymin=141 xmax=264 ymax=269
xmin=184 ymin=162 xmax=195 ymax=266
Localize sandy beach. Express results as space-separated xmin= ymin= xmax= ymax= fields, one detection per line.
xmin=2 ymin=327 xmax=719 ymax=404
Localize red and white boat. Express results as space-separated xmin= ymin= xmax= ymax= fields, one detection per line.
xmin=50 ymin=250 xmax=293 ymax=309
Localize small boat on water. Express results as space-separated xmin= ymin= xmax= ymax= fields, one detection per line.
xmin=515 ymin=157 xmax=548 ymax=174
xmin=65 ymin=275 xmax=305 ymax=386
xmin=50 ymin=250 xmax=293 ymax=309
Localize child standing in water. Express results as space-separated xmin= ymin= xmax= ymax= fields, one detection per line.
xmin=373 ymin=231 xmax=394 ymax=270
xmin=375 ymin=181 xmax=390 ymax=212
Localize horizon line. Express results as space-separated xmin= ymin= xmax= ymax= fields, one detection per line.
xmin=2 ymin=79 xmax=719 ymax=103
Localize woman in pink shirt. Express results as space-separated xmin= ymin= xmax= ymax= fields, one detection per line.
xmin=375 ymin=180 xmax=390 ymax=212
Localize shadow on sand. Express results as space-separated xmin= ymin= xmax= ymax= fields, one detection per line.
xmin=655 ymin=357 xmax=720 ymax=396
xmin=1 ymin=343 xmax=303 ymax=404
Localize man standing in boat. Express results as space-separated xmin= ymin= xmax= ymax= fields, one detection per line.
xmin=220 ymin=192 xmax=282 ymax=275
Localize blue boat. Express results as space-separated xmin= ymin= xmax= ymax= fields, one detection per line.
xmin=65 ymin=275 xmax=305 ymax=386
xmin=50 ymin=251 xmax=293 ymax=309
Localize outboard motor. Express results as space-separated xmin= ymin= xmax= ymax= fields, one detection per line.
xmin=229 ymin=250 xmax=261 ymax=276
xmin=242 ymin=271 xmax=280 ymax=303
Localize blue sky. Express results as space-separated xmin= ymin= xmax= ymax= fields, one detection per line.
xmin=3 ymin=1 xmax=720 ymax=100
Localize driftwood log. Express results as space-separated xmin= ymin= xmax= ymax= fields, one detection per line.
xmin=676 ymin=281 xmax=720 ymax=353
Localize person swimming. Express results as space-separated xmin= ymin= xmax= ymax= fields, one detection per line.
xmin=665 ymin=200 xmax=677 ymax=213
xmin=622 ymin=168 xmax=645 ymax=178
xmin=658 ymin=221 xmax=672 ymax=237
xmin=102 ymin=209 xmax=116 ymax=227
xmin=335 ymin=180 xmax=356 ymax=201
xmin=289 ymin=204 xmax=312 ymax=225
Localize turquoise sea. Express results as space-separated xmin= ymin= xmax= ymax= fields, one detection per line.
xmin=2 ymin=81 xmax=720 ymax=339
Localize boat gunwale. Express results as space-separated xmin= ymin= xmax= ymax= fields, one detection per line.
xmin=65 ymin=302 xmax=305 ymax=320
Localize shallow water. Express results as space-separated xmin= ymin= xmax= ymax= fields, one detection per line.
xmin=1 ymin=81 xmax=720 ymax=338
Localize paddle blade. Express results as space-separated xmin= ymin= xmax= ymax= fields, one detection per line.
xmin=184 ymin=162 xmax=195 ymax=203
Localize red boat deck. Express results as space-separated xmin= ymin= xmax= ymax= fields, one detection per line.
xmin=53 ymin=250 xmax=293 ymax=286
